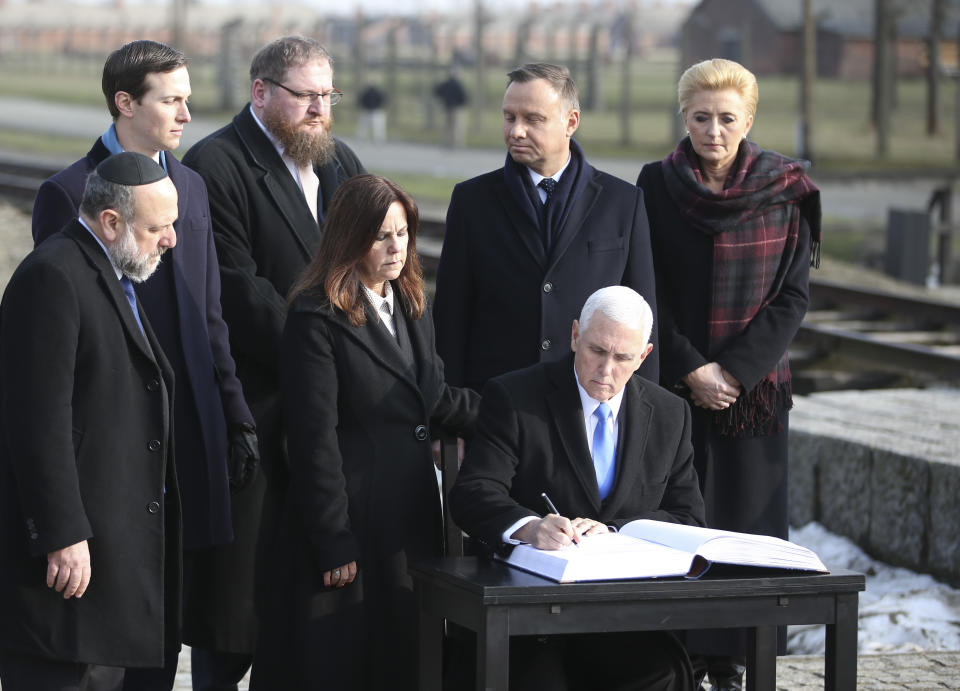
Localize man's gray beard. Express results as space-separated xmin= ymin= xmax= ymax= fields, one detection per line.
xmin=264 ymin=106 xmax=336 ymax=168
xmin=110 ymin=224 xmax=163 ymax=284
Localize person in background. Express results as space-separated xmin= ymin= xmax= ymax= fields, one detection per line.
xmin=636 ymin=58 xmax=821 ymax=691
xmin=434 ymin=67 xmax=468 ymax=148
xmin=356 ymin=84 xmax=387 ymax=143
xmin=451 ymin=285 xmax=702 ymax=691
xmin=30 ymin=39 xmax=257 ymax=691
xmin=251 ymin=175 xmax=478 ymax=690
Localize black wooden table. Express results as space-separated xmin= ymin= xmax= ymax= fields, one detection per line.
xmin=411 ymin=557 xmax=865 ymax=691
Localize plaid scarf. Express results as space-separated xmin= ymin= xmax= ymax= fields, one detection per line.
xmin=662 ymin=137 xmax=820 ymax=437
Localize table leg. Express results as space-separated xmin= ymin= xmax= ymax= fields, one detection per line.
xmin=417 ymin=585 xmax=443 ymax=691
xmin=746 ymin=626 xmax=777 ymax=691
xmin=825 ymin=592 xmax=859 ymax=691
xmin=476 ymin=607 xmax=509 ymax=691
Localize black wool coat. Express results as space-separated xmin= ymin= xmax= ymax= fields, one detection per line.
xmin=451 ymin=354 xmax=704 ymax=555
xmin=252 ymin=292 xmax=478 ymax=690
xmin=433 ymin=160 xmax=660 ymax=393
xmin=0 ymin=221 xmax=180 ymax=667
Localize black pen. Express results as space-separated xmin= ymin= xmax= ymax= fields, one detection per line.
xmin=540 ymin=492 xmax=559 ymax=516
xmin=541 ymin=492 xmax=579 ymax=545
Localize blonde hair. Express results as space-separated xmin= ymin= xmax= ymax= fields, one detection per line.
xmin=677 ymin=58 xmax=758 ymax=118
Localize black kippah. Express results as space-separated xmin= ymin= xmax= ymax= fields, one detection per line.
xmin=96 ymin=151 xmax=167 ymax=186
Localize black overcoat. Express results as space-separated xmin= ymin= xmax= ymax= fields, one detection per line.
xmin=181 ymin=106 xmax=365 ymax=650
xmin=433 ymin=160 xmax=660 ymax=392
xmin=252 ymin=292 xmax=478 ymax=690
xmin=0 ymin=221 xmax=180 ymax=667
xmin=31 ymin=137 xmax=253 ymax=551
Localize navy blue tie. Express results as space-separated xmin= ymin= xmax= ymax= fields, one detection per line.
xmin=593 ymin=402 xmax=615 ymax=499
xmin=120 ymin=276 xmax=145 ymax=336
xmin=538 ymin=177 xmax=556 ymax=204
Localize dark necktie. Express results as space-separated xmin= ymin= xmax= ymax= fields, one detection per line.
xmin=538 ymin=177 xmax=556 ymax=205
xmin=537 ymin=177 xmax=557 ymax=250
xmin=120 ymin=276 xmax=145 ymax=336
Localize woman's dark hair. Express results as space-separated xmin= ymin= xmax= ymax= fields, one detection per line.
xmin=289 ymin=174 xmax=425 ymax=325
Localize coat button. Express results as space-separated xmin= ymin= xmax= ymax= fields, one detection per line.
xmin=148 ymin=439 xmax=161 ymax=452
xmin=414 ymin=425 xmax=428 ymax=441
xmin=146 ymin=379 xmax=160 ymax=392
xmin=543 ymin=282 xmax=553 ymax=293
xmin=147 ymin=501 xmax=160 ymax=514
xmin=540 ymin=339 xmax=552 ymax=351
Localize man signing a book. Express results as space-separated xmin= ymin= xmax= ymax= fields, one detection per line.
xmin=451 ymin=285 xmax=706 ymax=691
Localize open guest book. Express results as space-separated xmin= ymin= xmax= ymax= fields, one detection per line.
xmin=499 ymin=519 xmax=829 ymax=583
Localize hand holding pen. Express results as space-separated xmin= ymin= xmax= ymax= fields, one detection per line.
xmin=540 ymin=492 xmax=581 ymax=547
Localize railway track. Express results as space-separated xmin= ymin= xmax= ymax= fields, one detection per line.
xmin=4 ymin=156 xmax=959 ymax=391
xmin=794 ymin=278 xmax=960 ymax=391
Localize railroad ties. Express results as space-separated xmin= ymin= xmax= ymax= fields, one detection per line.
xmin=794 ymin=278 xmax=960 ymax=392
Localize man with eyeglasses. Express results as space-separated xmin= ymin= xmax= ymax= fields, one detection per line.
xmin=182 ymin=35 xmax=365 ymax=689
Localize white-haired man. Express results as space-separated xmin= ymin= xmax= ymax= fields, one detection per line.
xmin=451 ymin=285 xmax=704 ymax=691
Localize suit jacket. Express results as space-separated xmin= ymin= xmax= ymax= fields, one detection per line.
xmin=450 ymin=354 xmax=704 ymax=554
xmin=252 ymin=292 xmax=478 ymax=689
xmin=0 ymin=221 xmax=180 ymax=666
xmin=433 ymin=158 xmax=660 ymax=393
xmin=31 ymin=138 xmax=252 ymax=549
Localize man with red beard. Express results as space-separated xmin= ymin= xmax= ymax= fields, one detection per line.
xmin=182 ymin=35 xmax=365 ymax=688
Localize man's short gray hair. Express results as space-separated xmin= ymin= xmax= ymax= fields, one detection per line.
xmin=249 ymin=35 xmax=333 ymax=84
xmin=507 ymin=62 xmax=580 ymax=112
xmin=79 ymin=170 xmax=135 ymax=223
xmin=578 ymin=286 xmax=653 ymax=346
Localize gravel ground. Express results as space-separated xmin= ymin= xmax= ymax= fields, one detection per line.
xmin=0 ymin=201 xmax=34 ymax=292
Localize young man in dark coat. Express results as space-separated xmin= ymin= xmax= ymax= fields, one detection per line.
xmin=451 ymin=286 xmax=703 ymax=691
xmin=30 ymin=40 xmax=258 ymax=690
xmin=433 ymin=62 xmax=659 ymax=394
xmin=0 ymin=153 xmax=180 ymax=690
xmin=181 ymin=35 xmax=366 ymax=686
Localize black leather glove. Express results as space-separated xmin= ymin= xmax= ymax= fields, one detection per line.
xmin=228 ymin=422 xmax=260 ymax=492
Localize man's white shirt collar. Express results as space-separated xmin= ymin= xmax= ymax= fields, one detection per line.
xmin=574 ymin=365 xmax=625 ymax=431
xmin=527 ymin=153 xmax=572 ymax=202
xmin=78 ymin=216 xmax=123 ymax=280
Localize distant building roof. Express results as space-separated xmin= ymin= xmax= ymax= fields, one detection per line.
xmin=725 ymin=0 xmax=959 ymax=40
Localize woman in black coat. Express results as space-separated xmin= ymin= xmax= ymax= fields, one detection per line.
xmin=250 ymin=175 xmax=479 ymax=690
xmin=637 ymin=58 xmax=821 ymax=691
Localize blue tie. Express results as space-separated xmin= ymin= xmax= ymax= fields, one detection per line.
xmin=593 ymin=402 xmax=615 ymax=499
xmin=120 ymin=276 xmax=145 ymax=336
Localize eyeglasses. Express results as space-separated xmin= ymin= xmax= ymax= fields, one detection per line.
xmin=263 ymin=78 xmax=343 ymax=107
